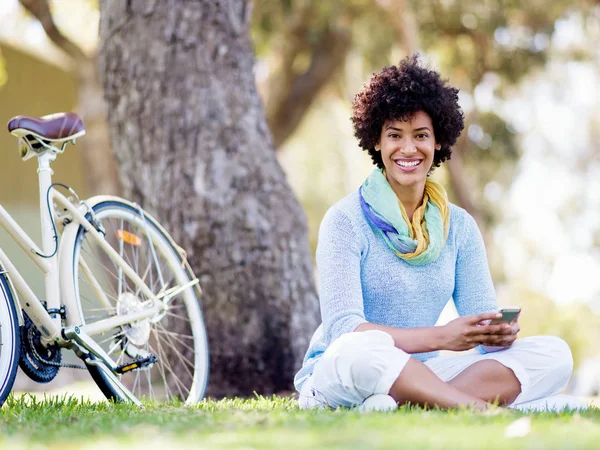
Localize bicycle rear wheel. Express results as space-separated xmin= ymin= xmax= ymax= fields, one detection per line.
xmin=65 ymin=200 xmax=209 ymax=404
xmin=0 ymin=270 xmax=20 ymax=407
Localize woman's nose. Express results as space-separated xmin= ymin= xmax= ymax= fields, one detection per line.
xmin=400 ymin=141 xmax=417 ymax=154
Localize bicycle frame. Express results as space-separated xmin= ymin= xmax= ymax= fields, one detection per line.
xmin=0 ymin=152 xmax=165 ymax=347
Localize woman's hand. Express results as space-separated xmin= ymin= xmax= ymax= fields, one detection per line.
xmin=481 ymin=316 xmax=520 ymax=352
xmin=440 ymin=312 xmax=516 ymax=352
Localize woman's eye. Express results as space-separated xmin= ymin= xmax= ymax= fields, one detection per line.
xmin=388 ymin=133 xmax=400 ymax=138
xmin=416 ymin=133 xmax=428 ymax=139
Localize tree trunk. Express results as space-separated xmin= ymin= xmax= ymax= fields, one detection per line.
xmin=98 ymin=0 xmax=319 ymax=397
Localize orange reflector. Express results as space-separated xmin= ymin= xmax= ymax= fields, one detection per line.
xmin=116 ymin=230 xmax=142 ymax=247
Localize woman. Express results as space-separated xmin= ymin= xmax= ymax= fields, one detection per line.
xmin=295 ymin=56 xmax=587 ymax=412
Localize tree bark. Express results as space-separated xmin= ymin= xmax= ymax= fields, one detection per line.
xmin=98 ymin=0 xmax=319 ymax=397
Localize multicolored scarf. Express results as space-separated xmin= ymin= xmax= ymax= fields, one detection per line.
xmin=359 ymin=169 xmax=450 ymax=265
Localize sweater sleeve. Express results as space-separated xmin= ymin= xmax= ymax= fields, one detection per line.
xmin=452 ymin=211 xmax=498 ymax=318
xmin=316 ymin=207 xmax=368 ymax=343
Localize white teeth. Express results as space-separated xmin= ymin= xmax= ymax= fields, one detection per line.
xmin=396 ymin=160 xmax=420 ymax=167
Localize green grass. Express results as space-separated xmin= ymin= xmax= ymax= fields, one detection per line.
xmin=1 ymin=394 xmax=599 ymax=449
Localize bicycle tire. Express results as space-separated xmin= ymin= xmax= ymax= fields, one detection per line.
xmin=65 ymin=200 xmax=209 ymax=404
xmin=0 ymin=270 xmax=20 ymax=407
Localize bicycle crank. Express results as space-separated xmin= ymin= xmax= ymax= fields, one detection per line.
xmin=62 ymin=325 xmax=144 ymax=406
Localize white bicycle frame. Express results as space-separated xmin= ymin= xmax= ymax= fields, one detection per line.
xmin=0 ymin=152 xmax=166 ymax=348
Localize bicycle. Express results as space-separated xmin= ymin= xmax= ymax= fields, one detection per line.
xmin=0 ymin=112 xmax=210 ymax=407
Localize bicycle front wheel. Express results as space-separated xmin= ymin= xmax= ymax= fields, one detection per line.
xmin=65 ymin=200 xmax=209 ymax=404
xmin=0 ymin=270 xmax=20 ymax=407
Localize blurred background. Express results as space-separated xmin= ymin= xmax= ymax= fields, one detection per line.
xmin=1 ymin=0 xmax=600 ymax=396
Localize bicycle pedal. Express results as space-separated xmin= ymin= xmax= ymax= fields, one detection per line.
xmin=115 ymin=354 xmax=158 ymax=374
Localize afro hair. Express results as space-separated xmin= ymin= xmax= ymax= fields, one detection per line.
xmin=351 ymin=55 xmax=464 ymax=170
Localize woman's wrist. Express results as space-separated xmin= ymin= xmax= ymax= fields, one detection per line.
xmin=428 ymin=326 xmax=448 ymax=352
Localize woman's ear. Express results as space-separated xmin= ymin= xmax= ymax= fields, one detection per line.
xmin=375 ymin=142 xmax=381 ymax=151
xmin=435 ymin=144 xmax=441 ymax=151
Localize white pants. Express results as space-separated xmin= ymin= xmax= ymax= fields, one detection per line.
xmin=298 ymin=330 xmax=591 ymax=412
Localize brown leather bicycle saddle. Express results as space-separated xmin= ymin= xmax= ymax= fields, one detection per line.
xmin=7 ymin=113 xmax=85 ymax=141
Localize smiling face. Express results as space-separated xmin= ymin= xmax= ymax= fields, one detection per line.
xmin=376 ymin=111 xmax=440 ymax=197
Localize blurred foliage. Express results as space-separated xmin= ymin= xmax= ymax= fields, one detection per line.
xmin=252 ymin=0 xmax=588 ymax=90
xmin=510 ymin=288 xmax=600 ymax=369
xmin=254 ymin=0 xmax=584 ymax=86
xmin=420 ymin=0 xmax=563 ymax=84
xmin=253 ymin=0 xmax=392 ymax=68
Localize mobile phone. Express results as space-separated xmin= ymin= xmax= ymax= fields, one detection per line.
xmin=490 ymin=306 xmax=521 ymax=325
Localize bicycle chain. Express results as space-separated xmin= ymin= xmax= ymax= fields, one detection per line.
xmin=26 ymin=323 xmax=86 ymax=370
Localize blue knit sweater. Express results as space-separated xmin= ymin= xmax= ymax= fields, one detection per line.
xmin=294 ymin=190 xmax=498 ymax=392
